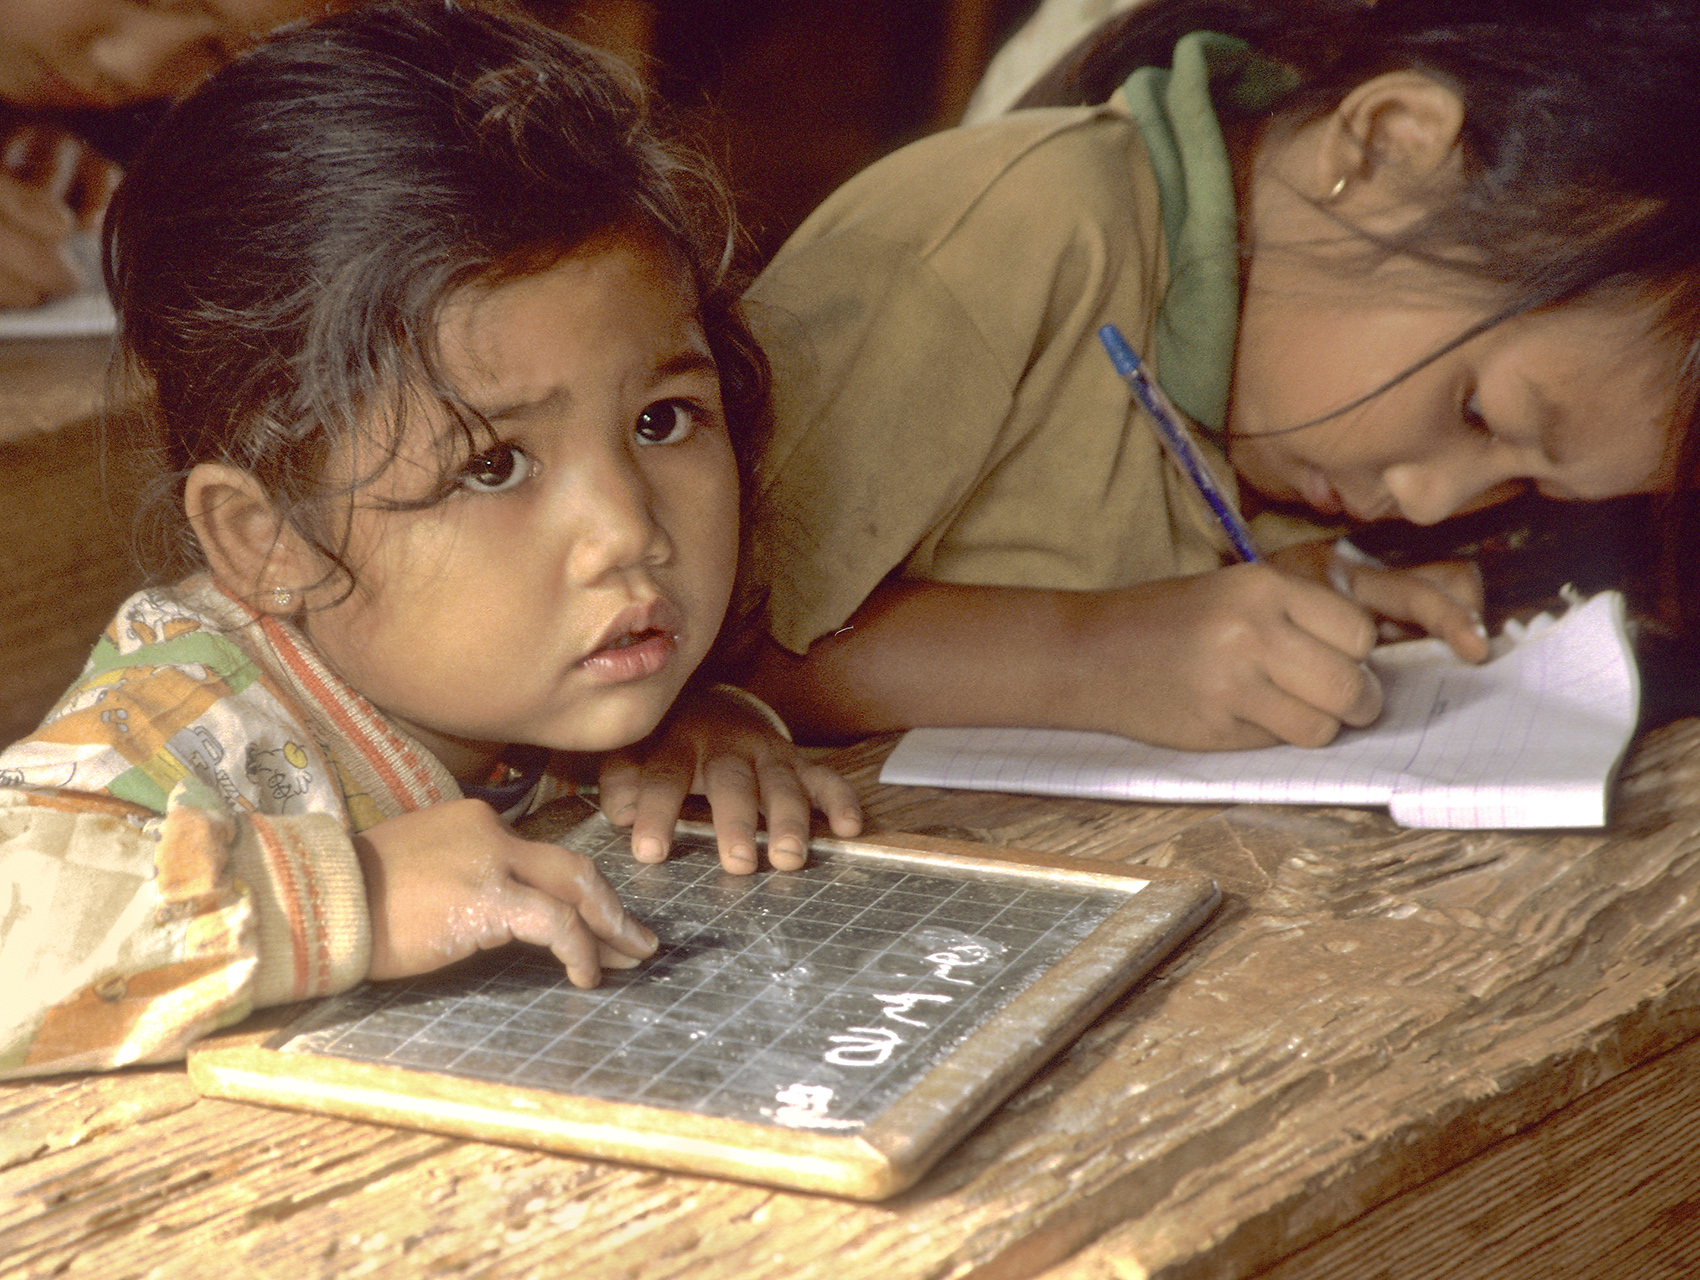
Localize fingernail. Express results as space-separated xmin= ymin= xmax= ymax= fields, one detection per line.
xmin=728 ymin=842 xmax=757 ymax=867
xmin=772 ymin=835 xmax=805 ymax=861
xmin=635 ymin=836 xmax=665 ymax=863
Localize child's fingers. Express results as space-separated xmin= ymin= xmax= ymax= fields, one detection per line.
xmin=0 ymin=186 xmax=78 ymax=304
xmin=1281 ymin=575 xmax=1380 ymax=663
xmin=594 ymin=749 xmax=644 ymax=826
xmin=1342 ymin=560 xmax=1490 ymax=663
xmin=598 ymin=745 xmax=693 ymax=865
xmin=1406 ymin=558 xmax=1486 ymax=616
xmin=744 ymin=758 xmax=816 ymax=872
xmin=801 ymin=761 xmax=864 ymax=839
xmin=697 ymin=752 xmax=765 ymax=874
xmin=1248 ymin=588 xmax=1384 ymax=744
xmin=507 ymin=843 xmax=658 ymax=972
xmin=1248 ymin=648 xmax=1384 ymax=746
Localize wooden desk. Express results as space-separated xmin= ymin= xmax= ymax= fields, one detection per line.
xmin=6 ymin=724 xmax=1700 ymax=1279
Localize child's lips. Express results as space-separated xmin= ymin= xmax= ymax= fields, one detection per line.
xmin=579 ymin=600 xmax=685 ymax=682
xmin=1300 ymin=468 xmax=1392 ymax=522
xmin=581 ymin=629 xmax=678 ymax=682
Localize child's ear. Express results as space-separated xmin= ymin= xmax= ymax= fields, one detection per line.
xmin=1317 ymin=70 xmax=1466 ymax=207
xmin=183 ymin=463 xmax=317 ymax=615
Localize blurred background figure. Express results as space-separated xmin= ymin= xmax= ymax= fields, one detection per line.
xmin=0 ymin=0 xmax=333 ymax=308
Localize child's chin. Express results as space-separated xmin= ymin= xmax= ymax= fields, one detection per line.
xmin=551 ymin=694 xmax=682 ymax=752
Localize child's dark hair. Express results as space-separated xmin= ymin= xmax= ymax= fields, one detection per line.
xmin=105 ymin=0 xmax=768 ymax=588
xmin=1020 ymin=0 xmax=1700 ymax=634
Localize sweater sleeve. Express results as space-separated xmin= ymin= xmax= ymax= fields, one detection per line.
xmin=0 ymin=775 xmax=369 ymax=1077
xmin=0 ymin=583 xmax=379 ymax=1078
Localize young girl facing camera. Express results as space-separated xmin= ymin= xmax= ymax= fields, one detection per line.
xmin=736 ymin=0 xmax=1700 ymax=753
xmin=0 ymin=2 xmax=860 ymax=1079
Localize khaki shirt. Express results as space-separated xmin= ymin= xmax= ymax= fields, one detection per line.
xmin=744 ymin=104 xmax=1322 ymax=654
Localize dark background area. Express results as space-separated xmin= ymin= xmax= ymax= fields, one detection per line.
xmin=558 ymin=0 xmax=1041 ymax=260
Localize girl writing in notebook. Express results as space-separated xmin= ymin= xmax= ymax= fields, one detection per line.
xmin=735 ymin=0 xmax=1700 ymax=753
xmin=0 ymin=2 xmax=860 ymax=1078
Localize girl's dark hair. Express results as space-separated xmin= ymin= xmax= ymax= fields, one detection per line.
xmin=106 ymin=0 xmax=767 ymax=586
xmin=1019 ymin=0 xmax=1700 ymax=635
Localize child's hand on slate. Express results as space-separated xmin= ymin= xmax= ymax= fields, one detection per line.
xmin=355 ymin=799 xmax=657 ymax=988
xmin=596 ymin=684 xmax=864 ymax=875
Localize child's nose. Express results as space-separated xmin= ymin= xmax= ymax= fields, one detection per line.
xmin=1383 ymin=457 xmax=1524 ymax=526
xmin=88 ymin=13 xmax=236 ymax=102
xmin=563 ymin=448 xmax=671 ymax=584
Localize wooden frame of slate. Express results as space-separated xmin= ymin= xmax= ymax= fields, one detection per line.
xmin=188 ymin=810 xmax=1219 ymax=1200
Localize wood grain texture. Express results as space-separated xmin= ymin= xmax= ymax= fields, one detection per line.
xmin=5 ymin=722 xmax=1700 ymax=1279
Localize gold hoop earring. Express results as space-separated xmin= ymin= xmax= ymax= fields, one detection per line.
xmin=1326 ymin=175 xmax=1349 ymax=201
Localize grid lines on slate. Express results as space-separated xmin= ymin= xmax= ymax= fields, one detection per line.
xmin=285 ymin=833 xmax=1125 ymax=1130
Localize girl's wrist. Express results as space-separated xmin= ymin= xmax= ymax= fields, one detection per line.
xmin=705 ymin=682 xmax=793 ymax=742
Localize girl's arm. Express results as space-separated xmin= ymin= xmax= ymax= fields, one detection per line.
xmin=741 ymin=568 xmax=1397 ymax=752
xmin=354 ymin=799 xmax=657 ymax=989
xmin=0 ymin=778 xmax=369 ymax=1079
xmin=596 ymin=683 xmax=864 ymax=874
xmin=0 ymin=775 xmax=660 ymax=1078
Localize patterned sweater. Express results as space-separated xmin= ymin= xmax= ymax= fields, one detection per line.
xmin=0 ymin=575 xmax=573 ymax=1078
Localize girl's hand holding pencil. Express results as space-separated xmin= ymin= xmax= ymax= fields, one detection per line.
xmin=1087 ymin=563 xmax=1388 ymax=751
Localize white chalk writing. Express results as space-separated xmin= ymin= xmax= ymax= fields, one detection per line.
xmin=825 ymin=1026 xmax=902 ymax=1066
xmin=925 ymin=941 xmax=997 ymax=985
xmin=769 ymin=1083 xmax=863 ymax=1130
xmin=871 ymin=992 xmax=954 ymax=1026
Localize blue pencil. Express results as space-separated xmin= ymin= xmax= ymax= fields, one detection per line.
xmin=1097 ymin=323 xmax=1261 ymax=564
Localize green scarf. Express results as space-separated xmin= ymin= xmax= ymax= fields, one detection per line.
xmin=1118 ymin=31 xmax=1297 ymax=434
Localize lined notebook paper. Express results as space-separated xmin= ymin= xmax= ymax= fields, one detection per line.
xmin=880 ymin=591 xmax=1640 ymax=829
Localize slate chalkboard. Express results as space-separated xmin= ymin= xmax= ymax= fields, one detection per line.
xmin=188 ymin=811 xmax=1218 ymax=1198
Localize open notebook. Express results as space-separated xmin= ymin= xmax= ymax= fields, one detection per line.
xmin=880 ymin=591 xmax=1640 ymax=829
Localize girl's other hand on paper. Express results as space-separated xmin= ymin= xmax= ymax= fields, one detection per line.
xmin=1271 ymin=538 xmax=1490 ymax=663
xmin=355 ymin=799 xmax=657 ymax=989
xmin=597 ymin=684 xmax=863 ymax=875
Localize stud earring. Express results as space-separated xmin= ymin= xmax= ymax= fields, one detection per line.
xmin=1326 ymin=174 xmax=1349 ymax=201
xmin=273 ymin=587 xmax=293 ymax=609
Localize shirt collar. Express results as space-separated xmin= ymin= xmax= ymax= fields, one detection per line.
xmin=1117 ymin=31 xmax=1297 ymax=434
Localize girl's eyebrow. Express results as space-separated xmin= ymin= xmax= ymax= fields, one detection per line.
xmin=652 ymin=349 xmax=721 ymax=383
xmin=476 ymin=349 xmax=720 ymax=422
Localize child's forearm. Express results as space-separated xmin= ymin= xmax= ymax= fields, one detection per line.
xmin=742 ymin=578 xmax=1115 ymax=744
xmin=743 ymin=567 xmax=1388 ymax=752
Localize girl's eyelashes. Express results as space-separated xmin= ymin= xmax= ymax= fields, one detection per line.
xmin=634 ymin=399 xmax=701 ymax=446
xmin=1461 ymin=392 xmax=1491 ymax=436
xmin=458 ymin=440 xmax=537 ymax=493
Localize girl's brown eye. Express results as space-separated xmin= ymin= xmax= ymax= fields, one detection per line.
xmin=635 ymin=400 xmax=697 ymax=445
xmin=458 ymin=441 xmax=535 ymax=493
